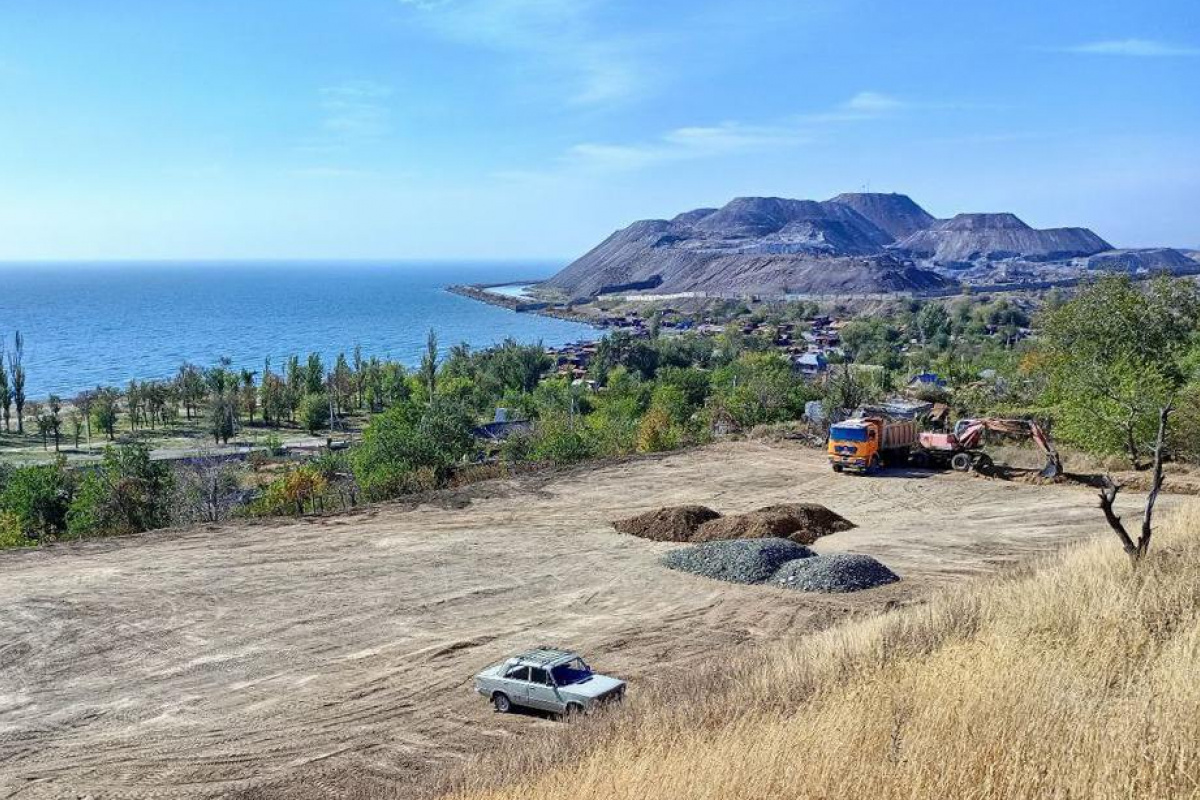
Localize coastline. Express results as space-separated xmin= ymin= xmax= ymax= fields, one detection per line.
xmin=446 ymin=283 xmax=602 ymax=327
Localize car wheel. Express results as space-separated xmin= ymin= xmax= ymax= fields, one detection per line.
xmin=561 ymin=702 xmax=585 ymax=722
xmin=492 ymin=693 xmax=512 ymax=713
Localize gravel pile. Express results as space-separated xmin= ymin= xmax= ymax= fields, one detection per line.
xmin=692 ymin=503 xmax=854 ymax=546
xmin=612 ymin=505 xmax=722 ymax=542
xmin=771 ymin=553 xmax=900 ymax=593
xmin=661 ymin=538 xmax=815 ymax=584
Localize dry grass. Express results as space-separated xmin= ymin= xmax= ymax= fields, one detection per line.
xmin=444 ymin=502 xmax=1200 ymax=800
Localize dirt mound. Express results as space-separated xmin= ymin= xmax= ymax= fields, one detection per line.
xmin=661 ymin=538 xmax=815 ymax=584
xmin=612 ymin=505 xmax=722 ymax=542
xmin=692 ymin=503 xmax=854 ymax=545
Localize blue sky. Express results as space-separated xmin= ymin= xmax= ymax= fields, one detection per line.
xmin=0 ymin=0 xmax=1196 ymax=260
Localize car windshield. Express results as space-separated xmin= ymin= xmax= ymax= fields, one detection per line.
xmin=550 ymin=658 xmax=593 ymax=686
xmin=830 ymin=425 xmax=868 ymax=442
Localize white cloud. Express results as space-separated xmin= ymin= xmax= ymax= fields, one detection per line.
xmin=565 ymin=121 xmax=810 ymax=172
xmin=493 ymin=91 xmax=921 ymax=181
xmin=318 ymin=80 xmax=393 ymax=141
xmin=843 ymin=91 xmax=906 ymax=113
xmin=395 ymin=0 xmax=647 ymax=106
xmin=1063 ymin=39 xmax=1200 ymax=57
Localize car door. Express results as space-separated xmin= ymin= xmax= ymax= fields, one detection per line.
xmin=525 ymin=667 xmax=563 ymax=713
xmin=501 ymin=665 xmax=532 ymax=707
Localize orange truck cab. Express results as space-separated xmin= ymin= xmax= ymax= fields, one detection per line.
xmin=827 ymin=416 xmax=918 ymax=473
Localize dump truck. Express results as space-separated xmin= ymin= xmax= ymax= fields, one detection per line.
xmin=827 ymin=416 xmax=919 ymax=473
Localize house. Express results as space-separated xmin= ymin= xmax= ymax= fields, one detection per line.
xmin=794 ymin=351 xmax=829 ymax=376
xmin=908 ymin=371 xmax=947 ymax=388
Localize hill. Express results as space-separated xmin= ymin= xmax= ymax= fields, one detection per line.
xmin=543 ymin=194 xmax=951 ymax=299
xmin=542 ymin=193 xmax=1192 ymax=299
xmin=891 ymin=212 xmax=1112 ymax=265
xmin=827 ymin=191 xmax=937 ymax=239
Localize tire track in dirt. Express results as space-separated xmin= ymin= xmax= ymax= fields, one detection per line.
xmin=0 ymin=441 xmax=1157 ymax=799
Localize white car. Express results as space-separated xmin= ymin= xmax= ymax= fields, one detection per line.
xmin=474 ymin=648 xmax=626 ymax=718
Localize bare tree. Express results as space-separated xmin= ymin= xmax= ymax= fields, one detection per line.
xmin=172 ymin=455 xmax=245 ymax=524
xmin=1097 ymin=405 xmax=1171 ymax=565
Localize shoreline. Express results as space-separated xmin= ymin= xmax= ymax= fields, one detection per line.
xmin=446 ymin=283 xmax=602 ymax=327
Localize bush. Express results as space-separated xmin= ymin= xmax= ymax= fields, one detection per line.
xmin=530 ymin=413 xmax=595 ymax=464
xmin=298 ymin=392 xmax=330 ymax=435
xmin=636 ymin=407 xmax=679 ymax=453
xmin=255 ymin=465 xmax=328 ymax=516
xmin=0 ymin=510 xmax=34 ymax=548
xmin=67 ymin=443 xmax=173 ymax=538
xmin=0 ymin=460 xmax=73 ymax=540
xmin=351 ymin=399 xmax=475 ymax=500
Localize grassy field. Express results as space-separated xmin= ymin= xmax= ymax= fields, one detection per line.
xmin=446 ymin=501 xmax=1200 ymax=800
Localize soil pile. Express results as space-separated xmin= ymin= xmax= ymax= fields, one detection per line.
xmin=693 ymin=503 xmax=854 ymax=545
xmin=661 ymin=538 xmax=815 ymax=584
xmin=613 ymin=505 xmax=722 ymax=542
xmin=771 ymin=553 xmax=900 ymax=593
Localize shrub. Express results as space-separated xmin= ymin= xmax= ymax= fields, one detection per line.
xmin=298 ymin=392 xmax=330 ymax=435
xmin=256 ymin=465 xmax=329 ymax=516
xmin=0 ymin=510 xmax=33 ymax=548
xmin=0 ymin=460 xmax=73 ymax=540
xmin=351 ymin=399 xmax=475 ymax=500
xmin=67 ymin=443 xmax=173 ymax=538
xmin=636 ymin=407 xmax=678 ymax=453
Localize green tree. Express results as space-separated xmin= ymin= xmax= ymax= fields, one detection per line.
xmin=91 ymin=388 xmax=120 ymax=440
xmin=209 ymin=391 xmax=236 ymax=444
xmin=176 ymin=363 xmax=206 ymax=419
xmin=67 ymin=443 xmax=173 ymax=538
xmin=298 ymin=392 xmax=330 ymax=435
xmin=7 ymin=331 xmax=26 ymax=434
xmin=1039 ymin=275 xmax=1200 ymax=469
xmin=0 ymin=336 xmax=10 ymax=433
xmin=351 ymin=399 xmax=474 ymax=498
xmin=0 ymin=460 xmax=73 ymax=540
xmin=420 ymin=329 xmax=439 ymax=401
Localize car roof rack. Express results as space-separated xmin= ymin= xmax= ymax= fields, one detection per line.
xmin=512 ymin=647 xmax=577 ymax=667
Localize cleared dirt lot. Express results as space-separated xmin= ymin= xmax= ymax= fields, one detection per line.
xmin=0 ymin=441 xmax=1155 ymax=799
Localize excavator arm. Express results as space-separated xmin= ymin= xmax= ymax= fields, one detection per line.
xmin=954 ymin=418 xmax=1063 ymax=478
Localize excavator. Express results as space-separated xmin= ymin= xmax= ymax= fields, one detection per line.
xmin=914 ymin=417 xmax=1063 ymax=479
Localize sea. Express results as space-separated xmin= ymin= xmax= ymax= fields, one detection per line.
xmin=0 ymin=261 xmax=596 ymax=398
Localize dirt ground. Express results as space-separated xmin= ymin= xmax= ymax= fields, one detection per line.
xmin=0 ymin=441 xmax=1160 ymax=799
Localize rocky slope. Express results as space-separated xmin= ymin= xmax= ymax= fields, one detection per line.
xmin=543 ymin=193 xmax=1189 ymax=299
xmin=544 ymin=194 xmax=949 ymax=299
xmin=891 ymin=213 xmax=1111 ymax=266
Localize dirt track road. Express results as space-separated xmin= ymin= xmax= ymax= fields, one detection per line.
xmin=0 ymin=442 xmax=1152 ymax=799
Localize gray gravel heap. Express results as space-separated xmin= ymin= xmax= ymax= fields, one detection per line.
xmin=771 ymin=553 xmax=900 ymax=593
xmin=661 ymin=538 xmax=815 ymax=584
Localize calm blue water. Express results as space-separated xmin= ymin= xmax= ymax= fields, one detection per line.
xmin=0 ymin=261 xmax=595 ymax=398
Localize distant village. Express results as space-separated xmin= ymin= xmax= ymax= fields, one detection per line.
xmin=544 ymin=310 xmax=845 ymax=382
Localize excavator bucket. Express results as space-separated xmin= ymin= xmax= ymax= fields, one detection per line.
xmin=1038 ymin=455 xmax=1063 ymax=480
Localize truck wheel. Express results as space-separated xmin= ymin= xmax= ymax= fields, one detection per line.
xmin=950 ymin=452 xmax=973 ymax=472
xmin=832 ymin=464 xmax=843 ymax=473
xmin=869 ymin=456 xmax=882 ymax=474
xmin=492 ymin=693 xmax=512 ymax=713
xmin=561 ymin=702 xmax=585 ymax=721
xmin=910 ymin=451 xmax=929 ymax=469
